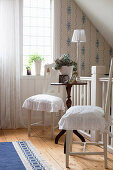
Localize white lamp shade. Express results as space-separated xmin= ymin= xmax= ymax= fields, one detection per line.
xmin=72 ymin=29 xmax=86 ymax=42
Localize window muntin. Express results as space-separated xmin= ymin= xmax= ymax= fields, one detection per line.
xmin=23 ymin=0 xmax=53 ymax=75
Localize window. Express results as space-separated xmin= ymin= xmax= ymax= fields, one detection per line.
xmin=23 ymin=0 xmax=53 ymax=75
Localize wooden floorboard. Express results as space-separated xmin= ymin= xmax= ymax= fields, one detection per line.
xmin=0 ymin=127 xmax=113 ymax=170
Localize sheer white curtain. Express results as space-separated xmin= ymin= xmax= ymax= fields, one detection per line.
xmin=0 ymin=0 xmax=24 ymax=128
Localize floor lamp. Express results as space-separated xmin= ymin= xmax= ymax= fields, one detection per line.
xmin=72 ymin=29 xmax=86 ymax=80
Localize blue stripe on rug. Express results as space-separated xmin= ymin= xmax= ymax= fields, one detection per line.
xmin=0 ymin=141 xmax=52 ymax=170
xmin=0 ymin=142 xmax=25 ymax=170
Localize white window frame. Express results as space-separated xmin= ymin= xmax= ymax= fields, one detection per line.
xmin=19 ymin=0 xmax=54 ymax=77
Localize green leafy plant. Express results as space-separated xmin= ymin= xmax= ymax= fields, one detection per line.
xmin=29 ymin=54 xmax=44 ymax=63
xmin=26 ymin=53 xmax=44 ymax=70
xmin=73 ymin=61 xmax=77 ymax=72
xmin=26 ymin=58 xmax=32 ymax=71
xmin=54 ymin=54 xmax=77 ymax=71
xmin=26 ymin=65 xmax=31 ymax=71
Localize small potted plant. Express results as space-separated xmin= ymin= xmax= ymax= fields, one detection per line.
xmin=54 ymin=54 xmax=76 ymax=78
xmin=26 ymin=57 xmax=32 ymax=75
xmin=29 ymin=54 xmax=44 ymax=75
xmin=26 ymin=65 xmax=31 ymax=75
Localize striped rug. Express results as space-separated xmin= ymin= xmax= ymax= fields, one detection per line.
xmin=0 ymin=141 xmax=53 ymax=170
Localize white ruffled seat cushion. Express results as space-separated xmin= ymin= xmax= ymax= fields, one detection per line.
xmin=22 ymin=94 xmax=64 ymax=112
xmin=59 ymin=106 xmax=105 ymax=131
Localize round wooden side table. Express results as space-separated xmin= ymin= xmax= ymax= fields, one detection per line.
xmin=51 ymin=81 xmax=87 ymax=153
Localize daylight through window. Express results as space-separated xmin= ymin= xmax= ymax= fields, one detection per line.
xmin=23 ymin=0 xmax=53 ymax=75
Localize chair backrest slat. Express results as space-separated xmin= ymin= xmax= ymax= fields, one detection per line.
xmin=104 ymin=58 xmax=113 ymax=121
xmin=43 ymin=63 xmax=64 ymax=98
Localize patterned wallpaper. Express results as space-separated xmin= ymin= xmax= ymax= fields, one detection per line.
xmin=60 ymin=0 xmax=113 ymax=76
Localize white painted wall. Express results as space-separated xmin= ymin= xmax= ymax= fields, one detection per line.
xmin=74 ymin=0 xmax=113 ymax=48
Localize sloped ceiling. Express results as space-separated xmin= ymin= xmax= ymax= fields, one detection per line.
xmin=74 ymin=0 xmax=113 ymax=48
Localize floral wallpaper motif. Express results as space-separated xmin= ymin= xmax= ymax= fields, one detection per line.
xmin=60 ymin=0 xmax=113 ymax=76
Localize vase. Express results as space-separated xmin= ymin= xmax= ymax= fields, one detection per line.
xmin=59 ymin=66 xmax=73 ymax=78
xmin=35 ymin=60 xmax=42 ymax=75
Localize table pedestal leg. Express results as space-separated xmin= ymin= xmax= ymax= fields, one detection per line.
xmin=55 ymin=130 xmax=66 ymax=144
xmin=64 ymin=130 xmax=86 ymax=154
xmin=55 ymin=83 xmax=86 ymax=153
xmin=73 ymin=130 xmax=86 ymax=142
xmin=66 ymin=85 xmax=72 ymax=109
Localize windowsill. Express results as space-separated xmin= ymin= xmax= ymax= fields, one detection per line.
xmin=20 ymin=75 xmax=44 ymax=80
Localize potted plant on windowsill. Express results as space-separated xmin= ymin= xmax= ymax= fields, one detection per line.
xmin=26 ymin=65 xmax=31 ymax=75
xmin=26 ymin=58 xmax=32 ymax=75
xmin=29 ymin=54 xmax=44 ymax=75
xmin=54 ymin=54 xmax=77 ymax=78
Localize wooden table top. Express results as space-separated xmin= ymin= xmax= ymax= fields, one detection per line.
xmin=51 ymin=81 xmax=87 ymax=86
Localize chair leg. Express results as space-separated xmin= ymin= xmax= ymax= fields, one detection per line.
xmin=28 ymin=110 xmax=31 ymax=137
xmin=66 ymin=130 xmax=71 ymax=168
xmin=70 ymin=131 xmax=73 ymax=152
xmin=51 ymin=112 xmax=55 ymax=139
xmin=103 ymin=132 xmax=108 ymax=169
xmin=42 ymin=111 xmax=45 ymax=131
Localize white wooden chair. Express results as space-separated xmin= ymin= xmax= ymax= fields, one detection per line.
xmin=59 ymin=58 xmax=113 ymax=168
xmin=23 ymin=63 xmax=65 ymax=138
